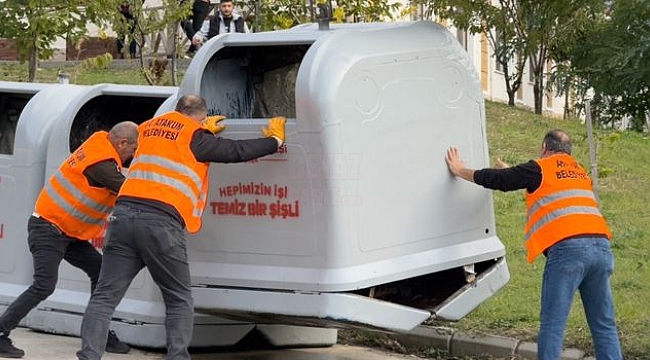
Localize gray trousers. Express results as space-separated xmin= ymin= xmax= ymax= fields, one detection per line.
xmin=77 ymin=204 xmax=193 ymax=360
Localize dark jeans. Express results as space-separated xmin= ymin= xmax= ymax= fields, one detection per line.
xmin=183 ymin=0 xmax=210 ymax=52
xmin=77 ymin=204 xmax=193 ymax=360
xmin=0 ymin=216 xmax=102 ymax=335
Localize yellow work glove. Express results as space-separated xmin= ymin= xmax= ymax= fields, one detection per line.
xmin=202 ymin=115 xmax=226 ymax=135
xmin=261 ymin=116 xmax=286 ymax=144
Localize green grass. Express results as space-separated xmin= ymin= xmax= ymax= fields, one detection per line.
xmin=2 ymin=62 xmax=649 ymax=358
xmin=0 ymin=61 xmax=179 ymax=85
xmin=442 ymin=101 xmax=650 ymax=359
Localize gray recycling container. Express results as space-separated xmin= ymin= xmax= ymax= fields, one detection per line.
xmin=156 ymin=20 xmax=510 ymax=333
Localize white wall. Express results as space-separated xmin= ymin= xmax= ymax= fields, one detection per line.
xmin=445 ymin=23 xmax=566 ymax=118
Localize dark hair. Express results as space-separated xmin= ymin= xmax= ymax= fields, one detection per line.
xmin=543 ymin=129 xmax=572 ymax=155
xmin=175 ymin=95 xmax=207 ymax=117
xmin=220 ymin=0 xmax=233 ymax=3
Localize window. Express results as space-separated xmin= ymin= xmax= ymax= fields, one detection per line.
xmin=495 ymin=31 xmax=504 ymax=72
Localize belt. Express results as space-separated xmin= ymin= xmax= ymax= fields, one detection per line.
xmin=543 ymin=233 xmax=608 ymax=256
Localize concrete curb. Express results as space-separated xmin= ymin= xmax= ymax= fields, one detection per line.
xmin=390 ymin=325 xmax=595 ymax=360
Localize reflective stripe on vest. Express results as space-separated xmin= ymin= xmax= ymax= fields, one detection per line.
xmin=524 ymin=154 xmax=611 ymax=262
xmin=525 ymin=205 xmax=602 ymax=240
xmin=42 ymin=172 xmax=112 ymax=225
xmin=118 ymin=111 xmax=209 ymax=232
xmin=128 ymin=155 xmax=204 ymax=218
xmin=34 ymin=131 xmax=121 ymax=240
xmin=526 ymin=189 xmax=597 ymax=219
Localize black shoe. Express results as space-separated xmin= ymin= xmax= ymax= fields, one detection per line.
xmin=105 ymin=330 xmax=131 ymax=354
xmin=0 ymin=335 xmax=24 ymax=358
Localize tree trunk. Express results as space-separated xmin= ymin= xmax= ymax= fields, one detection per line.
xmin=170 ymin=24 xmax=178 ymax=86
xmin=563 ymin=88 xmax=570 ymax=120
xmin=530 ymin=48 xmax=547 ymax=115
xmin=501 ymin=62 xmax=519 ymax=107
xmin=507 ymin=91 xmax=516 ymax=106
xmin=504 ymin=71 xmax=523 ymax=108
xmin=533 ymin=80 xmax=543 ymax=114
xmin=28 ymin=43 xmax=38 ymax=82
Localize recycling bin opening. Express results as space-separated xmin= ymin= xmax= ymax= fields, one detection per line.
xmin=200 ymin=44 xmax=311 ymax=119
xmin=69 ymin=94 xmax=171 ymax=151
xmin=0 ymin=92 xmax=39 ymax=155
xmin=350 ymin=259 xmax=496 ymax=310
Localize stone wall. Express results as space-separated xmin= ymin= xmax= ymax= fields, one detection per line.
xmin=0 ymin=39 xmax=19 ymax=61
xmin=66 ymin=37 xmax=119 ymax=60
xmin=0 ymin=37 xmax=120 ymax=61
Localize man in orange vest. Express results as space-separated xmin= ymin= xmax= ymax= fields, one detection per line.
xmin=76 ymin=95 xmax=286 ymax=360
xmin=444 ymin=129 xmax=622 ymax=360
xmin=0 ymin=122 xmax=138 ymax=358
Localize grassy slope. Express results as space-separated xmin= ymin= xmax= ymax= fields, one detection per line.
xmin=1 ymin=62 xmax=153 ymax=85
xmin=446 ymin=101 xmax=650 ymax=359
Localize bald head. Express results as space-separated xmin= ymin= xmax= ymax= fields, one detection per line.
xmin=542 ymin=129 xmax=572 ymax=155
xmin=175 ymin=95 xmax=207 ymax=123
xmin=109 ymin=121 xmax=138 ymax=144
xmin=108 ymin=121 xmax=139 ymax=166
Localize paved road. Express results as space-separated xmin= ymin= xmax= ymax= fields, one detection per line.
xmin=11 ymin=327 xmax=420 ymax=360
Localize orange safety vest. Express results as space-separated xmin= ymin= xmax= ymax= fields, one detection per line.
xmin=524 ymin=153 xmax=611 ymax=263
xmin=118 ymin=111 xmax=209 ymax=233
xmin=34 ymin=131 xmax=121 ymax=240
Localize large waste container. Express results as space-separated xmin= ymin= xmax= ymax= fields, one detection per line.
xmin=0 ymin=81 xmax=335 ymax=349
xmin=0 ymin=82 xmax=53 ymax=301
xmin=160 ymin=20 xmax=510 ymax=333
xmin=0 ymin=82 xmax=201 ymax=346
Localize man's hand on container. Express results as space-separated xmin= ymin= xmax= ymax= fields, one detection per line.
xmin=445 ymin=146 xmax=476 ymax=183
xmin=445 ymin=146 xmax=465 ymax=176
xmin=262 ymin=116 xmax=286 ymax=147
xmin=203 ymin=115 xmax=226 ymax=135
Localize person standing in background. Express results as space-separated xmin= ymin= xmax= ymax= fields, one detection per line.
xmin=117 ymin=1 xmax=138 ymax=59
xmin=182 ymin=0 xmax=212 ymax=56
xmin=191 ymin=0 xmax=248 ymax=48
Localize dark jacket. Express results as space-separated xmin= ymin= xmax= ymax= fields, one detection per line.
xmin=207 ymin=14 xmax=246 ymax=38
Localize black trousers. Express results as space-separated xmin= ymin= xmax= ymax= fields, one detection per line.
xmin=183 ymin=0 xmax=211 ymax=52
xmin=0 ymin=216 xmax=102 ymax=335
xmin=117 ymin=29 xmax=137 ymax=58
